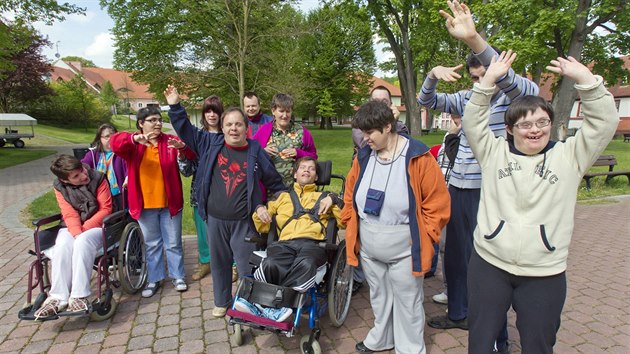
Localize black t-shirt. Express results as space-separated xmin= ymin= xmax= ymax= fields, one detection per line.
xmin=207 ymin=143 xmax=249 ymax=220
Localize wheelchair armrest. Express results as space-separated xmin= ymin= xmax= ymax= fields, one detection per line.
xmin=32 ymin=213 xmax=62 ymax=227
xmin=245 ymin=234 xmax=268 ymax=247
xmin=318 ymin=218 xmax=339 ymax=251
xmin=103 ymin=210 xmax=128 ymax=227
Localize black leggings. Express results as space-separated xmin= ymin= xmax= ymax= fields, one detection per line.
xmin=468 ymin=250 xmax=566 ymax=354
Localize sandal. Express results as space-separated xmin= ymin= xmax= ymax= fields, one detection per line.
xmin=67 ymin=297 xmax=90 ymax=313
xmin=34 ymin=297 xmax=66 ymax=320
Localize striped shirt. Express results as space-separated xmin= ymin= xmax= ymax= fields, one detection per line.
xmin=417 ymin=45 xmax=539 ymax=189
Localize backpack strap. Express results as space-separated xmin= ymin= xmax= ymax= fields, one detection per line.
xmin=280 ymin=190 xmax=328 ymax=236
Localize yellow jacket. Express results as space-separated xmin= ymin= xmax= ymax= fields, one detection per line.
xmin=252 ymin=183 xmax=344 ymax=241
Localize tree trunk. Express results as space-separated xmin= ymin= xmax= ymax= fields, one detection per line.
xmin=550 ymin=0 xmax=590 ymax=140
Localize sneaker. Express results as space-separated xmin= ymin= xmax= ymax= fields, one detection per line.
xmin=259 ymin=306 xmax=293 ymax=322
xmin=212 ymin=306 xmax=227 ymax=318
xmin=232 ymin=265 xmax=238 ymax=283
xmin=141 ymin=282 xmax=161 ymax=298
xmin=428 ymin=315 xmax=468 ymax=330
xmin=173 ymin=278 xmax=188 ymax=292
xmin=432 ymin=292 xmax=448 ymax=304
xmin=234 ymin=298 xmax=262 ymax=317
xmin=34 ymin=297 xmax=67 ymax=320
xmin=191 ymin=263 xmax=211 ymax=281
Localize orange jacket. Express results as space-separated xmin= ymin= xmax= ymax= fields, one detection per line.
xmin=341 ymin=137 xmax=450 ymax=276
xmin=55 ymin=179 xmax=113 ymax=236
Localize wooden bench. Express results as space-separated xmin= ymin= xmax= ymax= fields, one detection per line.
xmin=623 ymin=133 xmax=630 ymax=143
xmin=582 ymin=155 xmax=630 ymax=190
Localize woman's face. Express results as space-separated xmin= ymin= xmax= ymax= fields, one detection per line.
xmin=100 ymin=128 xmax=113 ymax=151
xmin=204 ymin=110 xmax=220 ymax=130
xmin=272 ymin=107 xmax=292 ymax=130
xmin=361 ymin=123 xmax=391 ymax=152
xmin=507 ymin=107 xmax=552 ymax=155
xmin=140 ymin=114 xmax=163 ymax=136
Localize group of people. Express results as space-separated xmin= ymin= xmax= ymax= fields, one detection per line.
xmin=31 ymin=1 xmax=620 ymax=353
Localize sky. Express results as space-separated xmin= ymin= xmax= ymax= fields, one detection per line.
xmin=28 ymin=0 xmax=394 ymax=77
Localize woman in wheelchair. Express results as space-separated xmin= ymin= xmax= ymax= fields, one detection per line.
xmin=34 ymin=155 xmax=112 ymax=319
xmin=235 ymin=156 xmax=343 ymax=322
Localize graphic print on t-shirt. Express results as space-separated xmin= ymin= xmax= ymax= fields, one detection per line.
xmin=217 ymin=153 xmax=247 ymax=197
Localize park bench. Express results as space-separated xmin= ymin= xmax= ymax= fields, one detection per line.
xmin=623 ymin=133 xmax=630 ymax=143
xmin=582 ymin=155 xmax=630 ymax=190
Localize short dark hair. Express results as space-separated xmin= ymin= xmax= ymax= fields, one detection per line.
xmin=505 ymin=95 xmax=554 ymax=142
xmin=466 ymin=45 xmax=502 ymax=72
xmin=271 ymin=93 xmax=293 ymax=111
xmin=370 ymin=85 xmax=392 ymax=100
xmin=293 ymin=156 xmax=321 ymax=179
xmin=50 ymin=154 xmax=82 ymax=180
xmin=243 ymin=91 xmax=260 ymax=104
xmin=136 ymin=106 xmax=162 ymax=130
xmin=221 ymin=107 xmax=248 ymax=128
xmin=352 ymin=100 xmax=397 ymax=133
xmin=91 ymin=123 xmax=117 ymax=151
xmin=201 ymin=95 xmax=224 ymax=131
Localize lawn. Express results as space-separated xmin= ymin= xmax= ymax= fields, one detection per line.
xmin=21 ymin=123 xmax=630 ymax=234
xmin=0 ymin=148 xmax=57 ymax=169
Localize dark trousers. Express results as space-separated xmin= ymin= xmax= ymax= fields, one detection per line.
xmin=468 ymin=250 xmax=566 ymax=354
xmin=445 ymin=186 xmax=508 ymax=349
xmin=257 ymin=238 xmax=327 ymax=292
xmin=206 ymin=215 xmax=256 ymax=307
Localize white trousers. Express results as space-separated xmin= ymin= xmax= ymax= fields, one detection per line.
xmin=360 ymin=220 xmax=426 ymax=354
xmin=43 ymin=227 xmax=102 ymax=302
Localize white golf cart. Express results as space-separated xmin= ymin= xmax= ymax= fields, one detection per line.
xmin=0 ymin=113 xmax=37 ymax=148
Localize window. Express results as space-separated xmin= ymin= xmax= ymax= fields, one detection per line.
xmin=138 ymin=103 xmax=143 ymax=108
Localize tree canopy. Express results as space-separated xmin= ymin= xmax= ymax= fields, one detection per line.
xmin=62 ymin=56 xmax=97 ymax=68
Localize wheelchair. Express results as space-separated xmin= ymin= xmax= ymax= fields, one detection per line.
xmin=18 ymin=209 xmax=148 ymax=321
xmin=227 ymin=161 xmax=354 ymax=354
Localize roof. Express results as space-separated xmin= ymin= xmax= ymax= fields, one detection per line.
xmin=50 ymin=61 xmax=156 ymax=101
xmin=0 ymin=113 xmax=37 ymax=126
xmin=538 ymin=56 xmax=629 ymax=101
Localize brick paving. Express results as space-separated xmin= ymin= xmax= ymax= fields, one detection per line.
xmin=0 ymin=148 xmax=628 ymax=353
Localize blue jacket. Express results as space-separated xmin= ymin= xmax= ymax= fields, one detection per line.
xmin=169 ymin=103 xmax=286 ymax=224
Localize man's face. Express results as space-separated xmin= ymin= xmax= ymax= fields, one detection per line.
xmin=370 ymin=89 xmax=391 ymax=106
xmin=243 ymin=96 xmax=261 ymax=118
xmin=62 ymin=166 xmax=90 ymax=186
xmin=468 ymin=66 xmax=486 ymax=84
xmin=222 ymin=111 xmax=248 ymax=146
xmin=507 ymin=108 xmax=552 ymax=155
xmin=293 ymin=160 xmax=318 ymax=185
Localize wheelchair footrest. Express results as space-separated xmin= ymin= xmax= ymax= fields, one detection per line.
xmin=227 ymin=309 xmax=293 ymax=332
xmin=236 ymin=277 xmax=302 ymax=309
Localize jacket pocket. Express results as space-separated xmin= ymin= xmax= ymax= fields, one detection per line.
xmin=480 ymin=221 xmax=556 ymax=266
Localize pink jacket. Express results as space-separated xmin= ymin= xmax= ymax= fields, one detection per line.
xmin=252 ymin=121 xmax=318 ymax=159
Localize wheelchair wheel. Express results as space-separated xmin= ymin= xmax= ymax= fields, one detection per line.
xmin=230 ymin=323 xmax=242 ymax=346
xmin=300 ymin=335 xmax=321 ymax=354
xmin=90 ymin=293 xmax=117 ymax=321
xmin=327 ymin=239 xmax=353 ymax=327
xmin=118 ymin=221 xmax=147 ymax=294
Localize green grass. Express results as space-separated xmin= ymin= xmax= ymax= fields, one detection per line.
xmin=0 ymin=148 xmax=57 ymax=169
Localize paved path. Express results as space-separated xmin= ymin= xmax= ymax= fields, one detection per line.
xmin=0 ymin=149 xmax=628 ymax=353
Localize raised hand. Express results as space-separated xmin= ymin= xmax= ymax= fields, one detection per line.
xmin=439 ymin=1 xmax=477 ymax=42
xmin=167 ymin=137 xmax=185 ymax=150
xmin=479 ymin=50 xmax=517 ymax=88
xmin=429 ymin=64 xmax=464 ymax=82
xmin=546 ymin=56 xmax=597 ymax=86
xmin=133 ymin=132 xmax=158 ymax=146
xmin=163 ymin=84 xmax=181 ymax=105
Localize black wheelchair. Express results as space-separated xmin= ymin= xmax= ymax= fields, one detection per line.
xmin=227 ymin=161 xmax=354 ymax=354
xmin=18 ymin=209 xmax=147 ymax=321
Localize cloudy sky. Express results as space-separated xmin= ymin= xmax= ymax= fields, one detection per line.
xmin=31 ymin=0 xmax=393 ymax=76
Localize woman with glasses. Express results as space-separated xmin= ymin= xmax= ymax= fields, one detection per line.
xmin=462 ymin=52 xmax=619 ymax=354
xmin=111 ymin=107 xmax=196 ymax=298
xmin=82 ymin=124 xmax=127 ymax=211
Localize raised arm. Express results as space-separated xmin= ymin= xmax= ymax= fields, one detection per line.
xmin=417 ymin=69 xmax=468 ymax=116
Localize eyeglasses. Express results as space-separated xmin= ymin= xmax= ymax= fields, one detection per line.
xmin=513 ymin=118 xmax=551 ymax=130
xmin=144 ymin=118 xmax=163 ymax=124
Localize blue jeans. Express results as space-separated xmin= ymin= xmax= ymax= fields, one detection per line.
xmin=137 ymin=208 xmax=185 ymax=283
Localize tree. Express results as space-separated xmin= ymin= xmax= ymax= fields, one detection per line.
xmin=472 ymin=0 xmax=629 ymax=139
xmin=101 ymin=0 xmax=303 ymax=106
xmin=317 ymin=89 xmax=336 ymax=129
xmin=62 ymin=56 xmax=97 ymax=68
xmin=0 ymin=0 xmax=84 ymax=25
xmin=100 ymin=80 xmax=119 ymax=115
xmin=300 ymin=2 xmax=376 ymax=122
xmin=0 ymin=22 xmax=53 ymax=112
xmin=361 ymin=0 xmax=424 ymax=135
